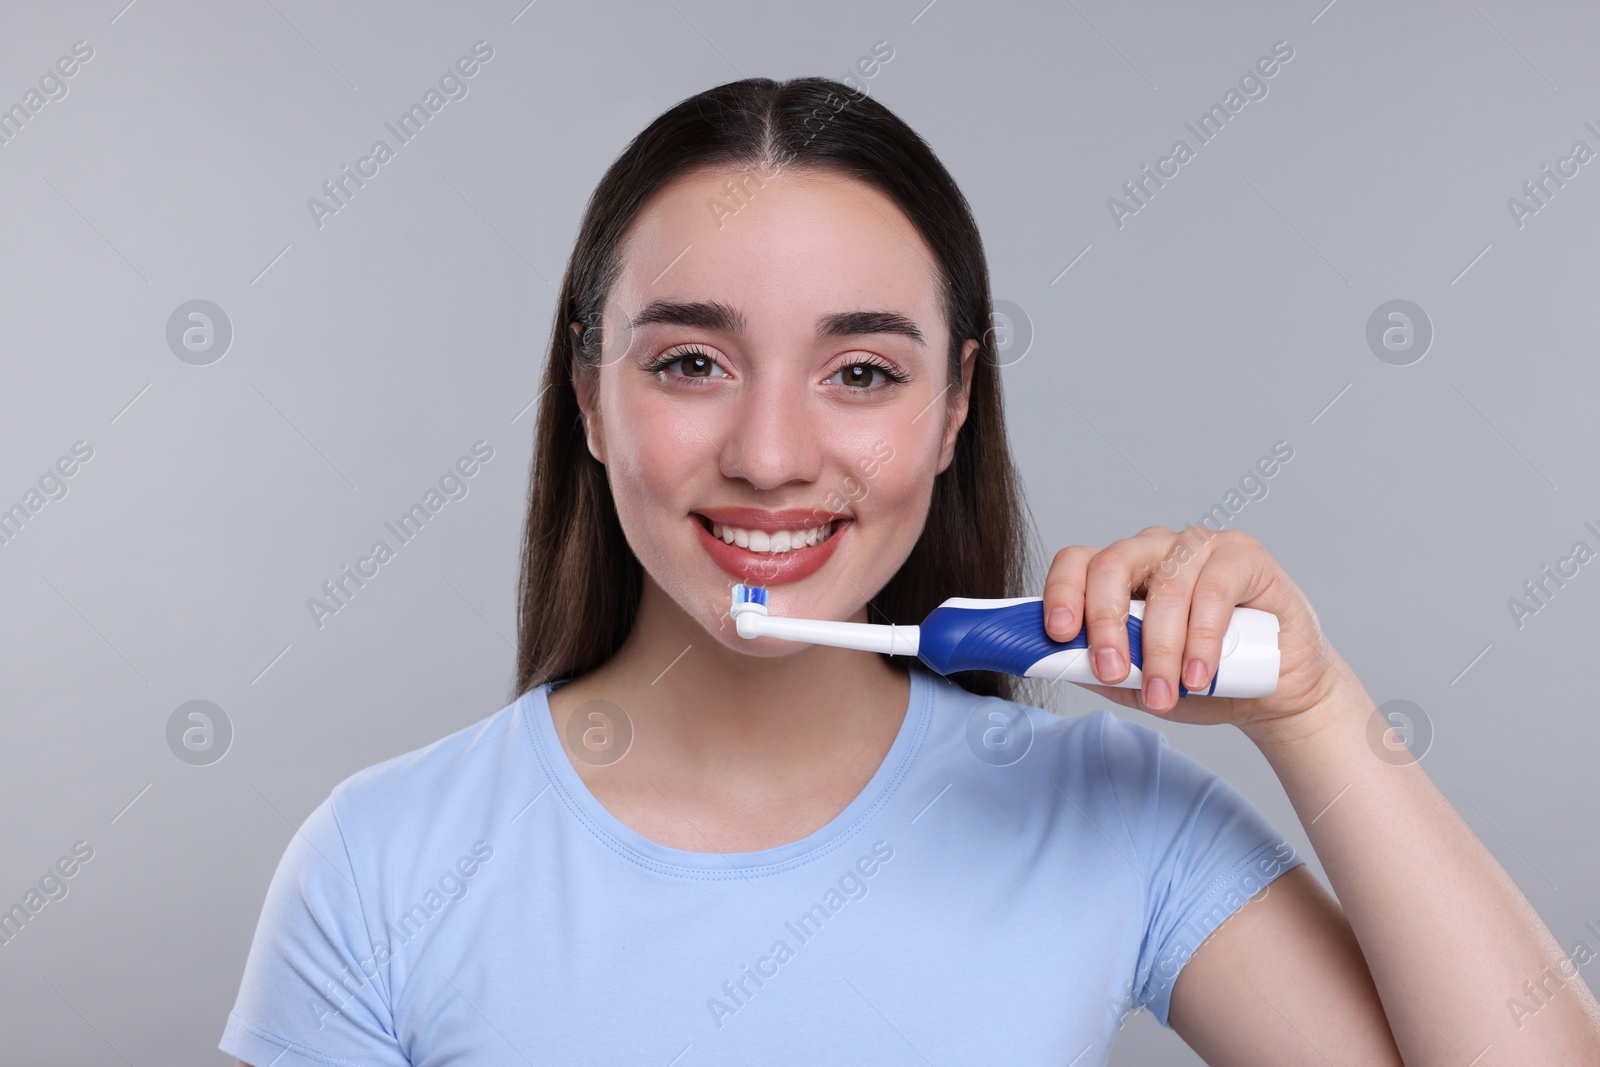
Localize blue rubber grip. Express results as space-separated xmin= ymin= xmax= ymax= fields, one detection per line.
xmin=916 ymin=600 xmax=1217 ymax=697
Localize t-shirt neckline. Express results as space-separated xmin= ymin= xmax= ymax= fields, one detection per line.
xmin=522 ymin=667 xmax=933 ymax=877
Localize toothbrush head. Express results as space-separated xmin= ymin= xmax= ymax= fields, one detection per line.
xmin=729 ymin=583 xmax=768 ymax=638
xmin=726 ymin=583 xmax=920 ymax=655
xmin=730 ymin=583 xmax=768 ymax=612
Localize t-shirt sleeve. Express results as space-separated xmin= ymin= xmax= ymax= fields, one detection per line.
xmin=219 ymin=789 xmax=411 ymax=1067
xmin=1093 ymin=710 xmax=1306 ymax=1030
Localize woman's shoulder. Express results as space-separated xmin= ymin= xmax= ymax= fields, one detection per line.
xmin=321 ymin=690 xmax=536 ymax=835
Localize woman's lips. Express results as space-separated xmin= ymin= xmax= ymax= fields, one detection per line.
xmin=691 ymin=514 xmax=848 ymax=585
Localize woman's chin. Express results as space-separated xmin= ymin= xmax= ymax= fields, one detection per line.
xmin=720 ymin=631 xmax=814 ymax=658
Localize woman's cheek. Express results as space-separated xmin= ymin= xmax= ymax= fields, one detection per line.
xmin=606 ymin=393 xmax=706 ymax=499
xmin=854 ymin=441 xmax=935 ymax=566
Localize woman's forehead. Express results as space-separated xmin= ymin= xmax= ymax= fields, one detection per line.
xmin=609 ymin=168 xmax=944 ymax=330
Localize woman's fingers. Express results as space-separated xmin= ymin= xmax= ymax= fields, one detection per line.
xmin=1045 ymin=526 xmax=1334 ymax=729
xmin=1178 ymin=533 xmax=1259 ymax=697
xmin=1044 ymin=527 xmax=1269 ymax=714
xmin=1082 ymin=544 xmax=1133 ymax=685
xmin=1139 ymin=529 xmax=1210 ymax=711
xmin=1042 ymin=545 xmax=1095 ymax=642
xmin=1082 ymin=526 xmax=1171 ymax=687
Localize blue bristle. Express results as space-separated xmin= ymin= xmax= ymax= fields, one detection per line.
xmin=733 ymin=584 xmax=767 ymax=605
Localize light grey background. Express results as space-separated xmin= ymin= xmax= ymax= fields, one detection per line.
xmin=2 ymin=0 xmax=1597 ymax=1063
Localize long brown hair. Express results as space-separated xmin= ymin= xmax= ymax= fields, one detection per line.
xmin=513 ymin=76 xmax=1040 ymax=703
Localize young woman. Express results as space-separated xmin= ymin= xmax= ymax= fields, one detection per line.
xmin=223 ymin=77 xmax=1600 ymax=1066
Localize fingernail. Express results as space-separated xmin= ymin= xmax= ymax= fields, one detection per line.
xmin=1048 ymin=607 xmax=1072 ymax=636
xmin=1146 ymin=677 xmax=1171 ymax=710
xmin=1094 ymin=646 xmax=1121 ymax=680
xmin=1184 ymin=658 xmax=1207 ymax=688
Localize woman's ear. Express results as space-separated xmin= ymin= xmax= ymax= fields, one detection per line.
xmin=935 ymin=338 xmax=980 ymax=474
xmin=569 ymin=322 xmax=605 ymax=465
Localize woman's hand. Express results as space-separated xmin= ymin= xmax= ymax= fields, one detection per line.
xmin=1041 ymin=526 xmax=1353 ymax=741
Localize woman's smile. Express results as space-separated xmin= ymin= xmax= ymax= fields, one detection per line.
xmin=690 ymin=506 xmax=851 ymax=585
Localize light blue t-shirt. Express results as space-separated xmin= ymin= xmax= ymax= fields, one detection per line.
xmin=221 ymin=665 xmax=1303 ymax=1066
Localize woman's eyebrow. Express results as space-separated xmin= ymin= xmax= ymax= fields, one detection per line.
xmin=627 ymin=300 xmax=925 ymax=347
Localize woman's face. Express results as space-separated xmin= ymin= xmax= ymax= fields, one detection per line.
xmin=574 ymin=164 xmax=977 ymax=653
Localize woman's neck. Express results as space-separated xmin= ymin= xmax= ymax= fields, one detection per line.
xmin=548 ymin=576 xmax=910 ymax=796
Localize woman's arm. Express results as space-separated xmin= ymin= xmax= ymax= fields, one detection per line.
xmin=1043 ymin=526 xmax=1600 ymax=1064
xmin=1166 ymin=649 xmax=1600 ymax=1065
xmin=1169 ymin=863 xmax=1403 ymax=1065
xmin=1184 ymin=662 xmax=1593 ymax=1062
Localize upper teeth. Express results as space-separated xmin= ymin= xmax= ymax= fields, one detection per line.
xmin=711 ymin=521 xmax=834 ymax=553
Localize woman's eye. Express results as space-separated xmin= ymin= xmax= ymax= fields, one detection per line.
xmin=655 ymin=350 xmax=726 ymax=379
xmin=830 ymin=362 xmax=897 ymax=389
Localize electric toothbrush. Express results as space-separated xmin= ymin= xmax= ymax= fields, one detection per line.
xmin=729 ymin=584 xmax=1280 ymax=699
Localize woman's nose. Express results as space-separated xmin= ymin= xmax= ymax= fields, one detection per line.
xmin=717 ymin=386 xmax=823 ymax=491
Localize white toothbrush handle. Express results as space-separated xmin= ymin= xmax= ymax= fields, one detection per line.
xmin=1017 ymin=600 xmax=1280 ymax=698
